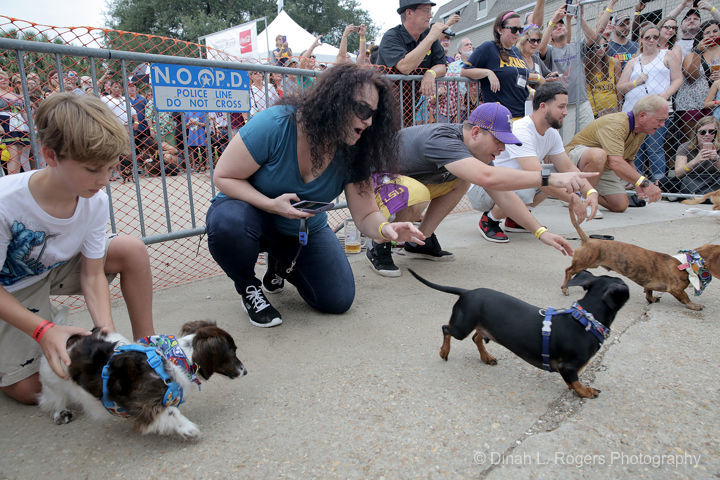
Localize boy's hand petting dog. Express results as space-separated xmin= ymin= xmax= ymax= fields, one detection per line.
xmin=40 ymin=325 xmax=91 ymax=379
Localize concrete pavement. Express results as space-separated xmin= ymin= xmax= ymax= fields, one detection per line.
xmin=1 ymin=198 xmax=719 ymax=479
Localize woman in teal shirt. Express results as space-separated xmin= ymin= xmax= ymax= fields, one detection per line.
xmin=206 ymin=64 xmax=423 ymax=328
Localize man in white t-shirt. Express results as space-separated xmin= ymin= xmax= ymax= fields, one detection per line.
xmin=469 ymin=82 xmax=599 ymax=242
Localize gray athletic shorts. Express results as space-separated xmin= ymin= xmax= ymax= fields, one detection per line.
xmin=467 ymin=184 xmax=541 ymax=212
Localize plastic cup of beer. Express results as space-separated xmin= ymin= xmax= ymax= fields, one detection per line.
xmin=344 ymin=219 xmax=361 ymax=254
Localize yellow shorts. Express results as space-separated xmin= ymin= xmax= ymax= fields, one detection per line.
xmin=374 ymin=175 xmax=459 ymax=219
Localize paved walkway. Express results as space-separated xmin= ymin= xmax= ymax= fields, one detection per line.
xmin=1 ymin=199 xmax=719 ymax=479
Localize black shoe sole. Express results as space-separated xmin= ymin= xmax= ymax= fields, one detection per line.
xmin=402 ymin=250 xmax=455 ymax=261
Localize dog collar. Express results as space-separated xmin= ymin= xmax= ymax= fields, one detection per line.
xmin=101 ymin=341 xmax=192 ymax=417
xmin=539 ymin=303 xmax=610 ymax=372
xmin=674 ymin=249 xmax=712 ymax=296
xmin=138 ymin=335 xmax=201 ymax=388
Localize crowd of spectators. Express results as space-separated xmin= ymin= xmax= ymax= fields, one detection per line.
xmin=3 ymin=0 xmax=720 ymax=198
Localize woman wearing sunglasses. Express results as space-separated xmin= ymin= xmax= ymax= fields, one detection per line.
xmin=517 ymin=24 xmax=552 ymax=115
xmin=584 ymin=38 xmax=622 ymax=117
xmin=461 ymin=10 xmax=530 ymax=119
xmin=205 ymin=63 xmax=423 ymax=328
xmin=661 ymin=116 xmax=720 ymax=194
xmin=618 ymin=23 xmax=683 ymax=182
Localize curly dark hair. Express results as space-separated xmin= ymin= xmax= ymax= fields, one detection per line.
xmin=277 ymin=63 xmax=400 ymax=189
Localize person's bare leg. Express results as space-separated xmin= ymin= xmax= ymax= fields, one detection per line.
xmin=413 ymin=180 xmax=470 ymax=236
xmin=104 ymin=235 xmax=154 ymax=339
xmin=0 ymin=373 xmax=41 ymax=405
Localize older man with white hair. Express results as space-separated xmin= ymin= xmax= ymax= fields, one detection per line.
xmin=565 ymin=94 xmax=667 ymax=212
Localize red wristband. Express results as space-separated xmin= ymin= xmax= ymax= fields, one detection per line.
xmin=32 ymin=321 xmax=55 ymax=342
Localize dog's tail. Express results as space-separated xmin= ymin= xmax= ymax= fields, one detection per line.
xmin=407 ymin=268 xmax=468 ymax=296
xmin=681 ymin=189 xmax=720 ymax=205
xmin=569 ymin=194 xmax=590 ymax=244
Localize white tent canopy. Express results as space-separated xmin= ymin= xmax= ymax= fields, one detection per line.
xmin=256 ymin=10 xmax=350 ymax=64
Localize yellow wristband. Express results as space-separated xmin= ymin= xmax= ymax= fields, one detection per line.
xmin=605 ymin=7 xmax=613 ymax=13
xmin=632 ymin=80 xmax=637 ymax=87
xmin=684 ymin=165 xmax=691 ymax=172
xmin=635 ymin=175 xmax=646 ymax=187
xmin=713 ymin=6 xmax=717 ymax=12
xmin=359 ymin=37 xmax=366 ymax=41
xmin=585 ymin=188 xmax=598 ymax=198
xmin=378 ymin=221 xmax=390 ymax=241
xmin=634 ymin=11 xmax=640 ymax=15
xmin=534 ymin=226 xmax=548 ymax=239
xmin=548 ymin=21 xmax=556 ymax=27
xmin=426 ymin=69 xmax=437 ymax=78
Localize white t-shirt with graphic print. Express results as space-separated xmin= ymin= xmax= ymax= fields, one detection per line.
xmin=0 ymin=170 xmax=108 ymax=293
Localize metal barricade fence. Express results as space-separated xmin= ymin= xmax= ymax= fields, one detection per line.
xmin=0 ymin=36 xmax=482 ymax=307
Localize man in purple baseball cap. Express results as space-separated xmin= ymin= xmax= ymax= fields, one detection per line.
xmin=366 ymin=102 xmax=597 ymax=277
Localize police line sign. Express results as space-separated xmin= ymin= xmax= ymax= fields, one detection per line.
xmin=150 ymin=63 xmax=250 ymax=113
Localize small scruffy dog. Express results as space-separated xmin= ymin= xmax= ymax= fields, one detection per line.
xmin=39 ymin=320 xmax=246 ymax=438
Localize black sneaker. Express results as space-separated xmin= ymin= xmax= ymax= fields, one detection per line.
xmin=262 ymin=255 xmax=285 ymax=294
xmin=366 ymin=241 xmax=401 ymax=277
xmin=241 ymin=285 xmax=282 ymax=328
xmin=478 ymin=212 xmax=509 ymax=243
xmin=403 ymin=233 xmax=454 ymax=261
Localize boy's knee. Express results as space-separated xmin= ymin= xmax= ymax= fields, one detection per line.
xmin=107 ymin=235 xmax=149 ymax=271
xmin=1 ymin=373 xmax=41 ymax=405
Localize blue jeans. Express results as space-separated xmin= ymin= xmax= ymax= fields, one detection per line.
xmin=206 ymin=196 xmax=355 ymax=314
xmin=634 ymin=122 xmax=668 ymax=181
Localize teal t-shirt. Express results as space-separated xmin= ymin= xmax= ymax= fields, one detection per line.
xmin=237 ymin=105 xmax=356 ymax=235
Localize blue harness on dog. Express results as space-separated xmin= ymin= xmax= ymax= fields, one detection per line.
xmin=540 ymin=303 xmax=611 ymax=372
xmin=101 ymin=336 xmax=197 ymax=417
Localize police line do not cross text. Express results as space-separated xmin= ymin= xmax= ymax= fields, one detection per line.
xmin=151 ymin=63 xmax=251 ymax=113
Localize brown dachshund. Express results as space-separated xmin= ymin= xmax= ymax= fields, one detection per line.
xmin=561 ymin=196 xmax=720 ymax=310
xmin=681 ymin=189 xmax=720 ymax=210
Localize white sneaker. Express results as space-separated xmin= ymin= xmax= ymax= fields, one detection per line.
xmin=591 ymin=209 xmax=604 ymax=219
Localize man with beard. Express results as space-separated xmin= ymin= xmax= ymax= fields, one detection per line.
xmin=366 ymin=101 xmax=597 ymax=276
xmin=470 ymin=83 xmax=599 ymax=243
xmin=607 ymin=13 xmax=638 ymax=68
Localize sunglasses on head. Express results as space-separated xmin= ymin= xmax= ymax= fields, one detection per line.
xmin=503 ymin=26 xmax=523 ymax=34
xmin=352 ymin=101 xmax=376 ymax=120
xmin=699 ymin=128 xmax=717 ymax=135
xmin=527 ymin=38 xmax=541 ymax=44
xmin=593 ymin=43 xmax=608 ymax=49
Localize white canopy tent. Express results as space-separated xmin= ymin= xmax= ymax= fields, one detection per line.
xmin=256 ymin=10 xmax=351 ymax=64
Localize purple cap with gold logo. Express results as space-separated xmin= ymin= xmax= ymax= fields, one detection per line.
xmin=467 ymin=103 xmax=522 ymax=145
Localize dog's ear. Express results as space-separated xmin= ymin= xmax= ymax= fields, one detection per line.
xmin=696 ymin=244 xmax=720 ymax=278
xmin=566 ymin=270 xmax=596 ymax=289
xmin=180 ymin=320 xmax=217 ymax=336
xmin=602 ymin=281 xmax=630 ymax=311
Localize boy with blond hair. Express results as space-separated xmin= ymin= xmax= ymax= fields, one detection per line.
xmin=0 ymin=92 xmax=155 ymax=404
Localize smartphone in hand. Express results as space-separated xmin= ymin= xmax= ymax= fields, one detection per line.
xmin=292 ymin=200 xmax=335 ymax=214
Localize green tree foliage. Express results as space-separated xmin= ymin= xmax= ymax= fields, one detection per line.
xmin=106 ymin=0 xmax=377 ymax=50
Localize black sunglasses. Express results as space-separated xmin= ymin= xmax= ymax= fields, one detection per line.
xmin=352 ymin=101 xmax=376 ymax=120
xmin=503 ymin=26 xmax=523 ymax=34
xmin=527 ymin=38 xmax=541 ymax=44
xmin=699 ymin=128 xmax=717 ymax=135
